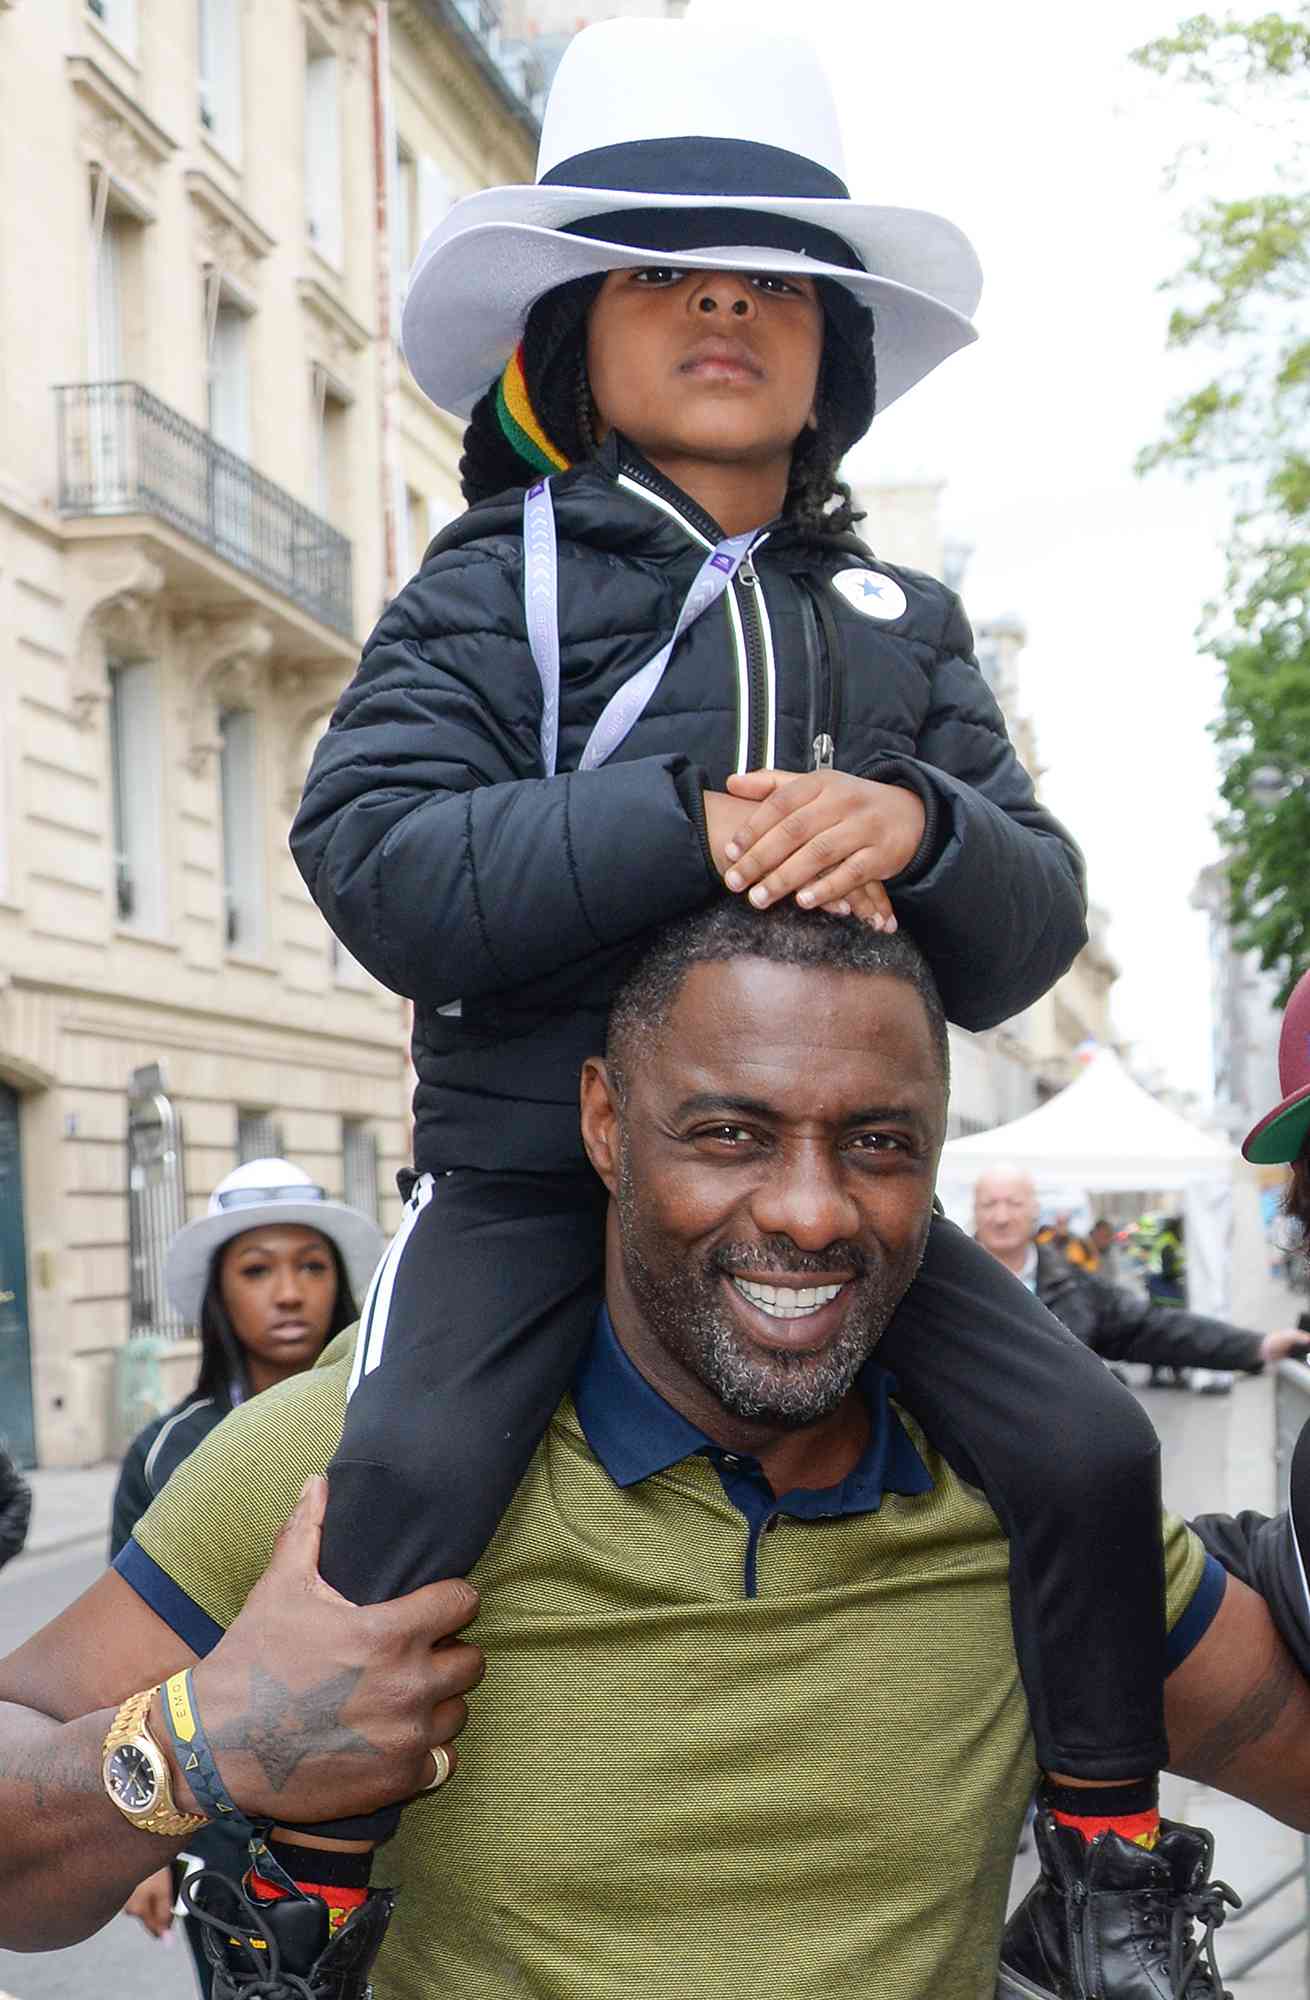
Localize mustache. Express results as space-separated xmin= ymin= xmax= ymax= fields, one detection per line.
xmin=710 ymin=1239 xmax=869 ymax=1282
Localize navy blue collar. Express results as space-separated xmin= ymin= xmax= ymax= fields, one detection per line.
xmin=573 ymin=1307 xmax=932 ymax=1516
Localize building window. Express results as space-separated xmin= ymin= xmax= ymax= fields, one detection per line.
xmin=107 ymin=662 xmax=164 ymax=932
xmin=88 ymin=0 xmax=138 ymax=61
xmin=198 ymin=0 xmax=243 ymax=161
xmin=207 ymin=294 xmax=251 ymax=456
xmin=218 ymin=707 xmax=263 ymax=952
xmin=342 ymin=1119 xmax=379 ymax=1223
xmin=391 ymin=141 xmax=416 ymax=330
xmin=236 ymin=1107 xmax=282 ymax=1163
xmin=417 ymin=156 xmax=454 ymax=250
xmin=304 ymin=37 xmax=343 ymax=267
xmin=86 ymin=185 xmax=148 ymax=505
xmin=127 ymin=1065 xmax=188 ymax=1338
xmin=89 ymin=205 xmax=124 ymax=384
xmin=312 ymin=365 xmax=350 ymax=525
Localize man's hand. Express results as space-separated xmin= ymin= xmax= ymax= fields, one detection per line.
xmin=181 ymin=1476 xmax=483 ymax=1827
xmin=1261 ymin=1329 xmax=1310 ymax=1367
xmin=124 ymin=1866 xmax=174 ymax=1939
xmin=705 ymin=770 xmax=926 ymax=923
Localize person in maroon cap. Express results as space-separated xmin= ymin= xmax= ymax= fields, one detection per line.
xmin=1191 ymin=969 xmax=1310 ymax=1665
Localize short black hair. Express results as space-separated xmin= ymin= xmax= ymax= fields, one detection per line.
xmin=606 ymin=899 xmax=949 ymax=1100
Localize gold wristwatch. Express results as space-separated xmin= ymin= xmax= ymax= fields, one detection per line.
xmin=101 ymin=1686 xmax=209 ymax=1837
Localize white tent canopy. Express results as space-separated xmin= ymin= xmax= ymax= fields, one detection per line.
xmin=938 ymin=1049 xmax=1239 ymax=1314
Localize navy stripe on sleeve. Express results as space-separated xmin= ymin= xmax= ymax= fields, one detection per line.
xmin=1166 ymin=1553 xmax=1227 ymax=1675
xmin=114 ymin=1538 xmax=225 ymax=1657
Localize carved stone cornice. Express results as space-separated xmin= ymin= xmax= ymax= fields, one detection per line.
xmin=67 ymin=54 xmax=179 ymax=212
xmin=297 ymin=276 xmax=373 ymax=373
xmin=390 ymin=0 xmax=537 ymax=164
xmin=186 ymin=170 xmax=275 ymax=299
xmin=300 ymin=0 xmax=373 ymax=65
xmin=66 ymin=542 xmax=167 ymax=727
xmin=176 ymin=612 xmax=275 ymax=772
xmin=274 ymin=662 xmax=353 ymax=812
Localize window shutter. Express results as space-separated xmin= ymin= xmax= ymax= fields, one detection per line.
xmin=218 ymin=709 xmax=263 ymax=953
xmin=199 ymin=0 xmax=243 ymax=159
xmin=417 ymin=156 xmax=454 ymax=247
xmin=305 ymin=52 xmax=343 ymax=267
xmin=208 ymin=304 xmax=250 ymax=456
xmin=391 ymin=146 xmax=413 ymax=327
xmin=108 ymin=663 xmax=165 ymax=933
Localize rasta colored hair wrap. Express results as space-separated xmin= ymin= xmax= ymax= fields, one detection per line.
xmin=495 ymin=344 xmax=571 ymax=476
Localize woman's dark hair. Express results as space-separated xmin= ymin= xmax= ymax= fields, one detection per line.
xmin=458 ymin=272 xmax=873 ymax=538
xmin=195 ymin=1232 xmax=359 ymax=1403
xmin=1285 ymin=1148 xmax=1310 ymax=1257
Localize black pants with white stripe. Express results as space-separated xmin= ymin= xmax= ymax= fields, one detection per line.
xmin=317 ymin=1168 xmax=1166 ymax=1838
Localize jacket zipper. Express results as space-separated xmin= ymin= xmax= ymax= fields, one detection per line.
xmin=616 ymin=454 xmax=775 ymax=775
xmin=616 ymin=456 xmax=724 ymax=546
xmin=798 ymin=579 xmax=836 ymax=771
xmin=734 ymin=552 xmax=772 ymax=772
xmin=1070 ymin=1878 xmax=1093 ymax=1998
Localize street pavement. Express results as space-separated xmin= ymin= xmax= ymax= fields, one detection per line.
xmin=0 ymin=1378 xmax=1307 ymax=1993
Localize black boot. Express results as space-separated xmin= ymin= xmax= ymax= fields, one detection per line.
xmin=183 ymin=1868 xmax=394 ymax=1999
xmin=998 ymin=1813 xmax=1239 ymax=1999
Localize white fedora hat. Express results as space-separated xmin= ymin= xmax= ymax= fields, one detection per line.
xmin=164 ymin=1158 xmax=385 ymax=1327
xmin=402 ymin=18 xmax=982 ymax=422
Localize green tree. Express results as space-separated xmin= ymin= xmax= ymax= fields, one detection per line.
xmin=1135 ymin=9 xmax=1310 ymax=1000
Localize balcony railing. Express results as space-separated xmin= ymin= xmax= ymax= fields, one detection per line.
xmin=55 ymin=381 xmax=354 ymax=638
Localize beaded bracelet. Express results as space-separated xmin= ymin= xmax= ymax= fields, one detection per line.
xmin=162 ymin=1668 xmax=261 ymax=1836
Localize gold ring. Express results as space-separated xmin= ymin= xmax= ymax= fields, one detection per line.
xmin=423 ymin=1745 xmax=452 ymax=1792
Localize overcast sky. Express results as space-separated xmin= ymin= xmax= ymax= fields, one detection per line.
xmin=687 ymin=0 xmax=1268 ymax=1098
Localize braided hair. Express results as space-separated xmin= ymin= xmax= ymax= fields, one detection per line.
xmin=459 ymin=274 xmax=873 ymax=539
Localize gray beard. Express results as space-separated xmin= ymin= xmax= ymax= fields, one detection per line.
xmin=614 ymin=1151 xmax=920 ymax=1430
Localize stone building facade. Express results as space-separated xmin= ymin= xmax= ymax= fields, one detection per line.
xmin=852 ymin=478 xmax=1121 ymax=1137
xmin=0 ymin=0 xmax=537 ymax=1467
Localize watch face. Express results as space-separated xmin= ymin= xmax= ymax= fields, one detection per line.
xmin=106 ymin=1743 xmax=161 ymax=1815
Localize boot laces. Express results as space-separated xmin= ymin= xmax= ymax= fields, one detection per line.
xmin=181 ymin=1867 xmax=323 ymax=2000
xmin=1138 ymin=1875 xmax=1241 ymax=1997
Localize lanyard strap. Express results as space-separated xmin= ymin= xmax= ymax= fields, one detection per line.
xmin=522 ymin=478 xmax=756 ymax=777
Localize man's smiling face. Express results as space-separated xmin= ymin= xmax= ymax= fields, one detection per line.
xmin=581 ymin=957 xmax=945 ymax=1438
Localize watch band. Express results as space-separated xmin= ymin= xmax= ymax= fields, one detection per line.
xmin=102 ymin=1685 xmax=209 ymax=1838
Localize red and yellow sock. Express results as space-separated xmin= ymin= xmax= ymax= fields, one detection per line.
xmin=1041 ymin=1776 xmax=1161 ymax=1851
xmin=249 ymin=1839 xmax=373 ymax=1937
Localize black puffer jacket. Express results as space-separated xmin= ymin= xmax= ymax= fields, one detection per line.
xmin=293 ymin=437 xmax=1088 ymax=1175
xmin=0 ymin=1448 xmax=31 ymax=1570
xmin=109 ymin=1391 xmax=233 ymax=1561
xmin=1034 ymin=1246 xmax=1265 ymax=1372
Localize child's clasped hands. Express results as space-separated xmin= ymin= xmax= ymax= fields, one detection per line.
xmin=703 ymin=767 xmax=927 ymax=931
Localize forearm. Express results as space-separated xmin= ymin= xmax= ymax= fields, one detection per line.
xmin=0 ymin=1703 xmax=188 ymax=1949
xmin=1109 ymin=1305 xmax=1262 ymax=1373
xmin=1165 ymin=1572 xmax=1310 ymax=1831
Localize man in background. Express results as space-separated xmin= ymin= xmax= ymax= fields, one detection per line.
xmin=972 ymin=1165 xmax=1310 ymax=1378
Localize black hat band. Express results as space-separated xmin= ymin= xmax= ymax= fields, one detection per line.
xmin=543 ymin=136 xmax=851 ymax=204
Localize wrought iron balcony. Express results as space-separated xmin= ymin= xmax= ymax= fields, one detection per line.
xmin=54 ymin=381 xmax=354 ymax=638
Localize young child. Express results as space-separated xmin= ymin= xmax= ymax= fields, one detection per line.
xmin=256 ymin=19 xmax=1223 ymax=1996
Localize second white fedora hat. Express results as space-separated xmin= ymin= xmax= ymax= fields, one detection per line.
xmin=402 ymin=19 xmax=982 ymax=423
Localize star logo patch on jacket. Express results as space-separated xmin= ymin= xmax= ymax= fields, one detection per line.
xmin=831 ymin=569 xmax=908 ymax=622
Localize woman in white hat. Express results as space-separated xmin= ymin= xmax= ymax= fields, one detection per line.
xmin=282 ymin=16 xmax=1185 ymax=1976
xmin=110 ymin=1159 xmax=382 ymax=1992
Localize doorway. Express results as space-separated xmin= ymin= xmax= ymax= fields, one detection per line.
xmin=0 ymin=1087 xmax=37 ymax=1467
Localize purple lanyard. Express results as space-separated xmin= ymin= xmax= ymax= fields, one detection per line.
xmin=522 ymin=478 xmax=757 ymax=777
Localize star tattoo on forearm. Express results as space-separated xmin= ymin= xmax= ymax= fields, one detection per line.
xmin=209 ymin=1666 xmax=384 ymax=1794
